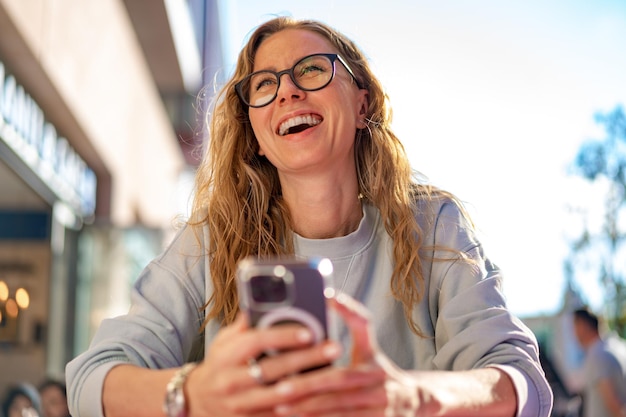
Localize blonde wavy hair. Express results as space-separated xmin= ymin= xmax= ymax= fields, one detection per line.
xmin=191 ymin=16 xmax=467 ymax=336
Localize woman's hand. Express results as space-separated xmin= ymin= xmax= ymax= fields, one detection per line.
xmin=261 ymin=291 xmax=421 ymax=417
xmin=266 ymin=292 xmax=517 ymax=417
xmin=184 ymin=312 xmax=343 ymax=416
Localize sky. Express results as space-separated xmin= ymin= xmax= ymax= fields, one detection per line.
xmin=217 ymin=0 xmax=626 ymax=317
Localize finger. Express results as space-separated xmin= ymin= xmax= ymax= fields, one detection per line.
xmin=273 ymin=365 xmax=386 ymax=401
xmin=256 ymin=340 xmax=342 ymax=384
xmin=201 ymin=384 xmax=289 ymax=417
xmin=200 ymin=361 xmax=384 ymax=415
xmin=297 ymin=409 xmax=386 ymax=417
xmin=201 ymin=359 xmax=265 ymax=396
xmin=209 ymin=323 xmax=316 ymax=367
xmin=329 ymin=292 xmax=377 ymax=364
xmin=274 ymin=383 xmax=387 ymax=416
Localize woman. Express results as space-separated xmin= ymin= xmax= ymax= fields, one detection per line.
xmin=1 ymin=383 xmax=41 ymax=417
xmin=38 ymin=379 xmax=71 ymax=417
xmin=66 ymin=16 xmax=553 ymax=416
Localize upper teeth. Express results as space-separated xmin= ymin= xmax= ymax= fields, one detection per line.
xmin=278 ymin=115 xmax=321 ymax=136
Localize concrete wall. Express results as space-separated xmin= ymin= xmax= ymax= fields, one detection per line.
xmin=0 ymin=0 xmax=189 ymax=397
xmin=0 ymin=0 xmax=186 ymax=228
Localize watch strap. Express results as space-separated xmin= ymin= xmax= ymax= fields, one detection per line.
xmin=163 ymin=362 xmax=198 ymax=417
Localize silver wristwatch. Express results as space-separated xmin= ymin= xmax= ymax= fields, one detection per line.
xmin=163 ymin=363 xmax=198 ymax=417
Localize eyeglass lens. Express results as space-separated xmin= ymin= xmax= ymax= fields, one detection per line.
xmin=241 ymin=54 xmax=335 ymax=107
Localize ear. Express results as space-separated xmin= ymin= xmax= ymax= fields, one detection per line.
xmin=358 ymin=90 xmax=369 ymax=117
xmin=356 ymin=91 xmax=369 ymax=129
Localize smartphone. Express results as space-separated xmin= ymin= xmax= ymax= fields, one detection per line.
xmin=237 ymin=256 xmax=333 ymax=350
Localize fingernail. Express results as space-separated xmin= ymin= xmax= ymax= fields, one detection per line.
xmin=275 ymin=404 xmax=291 ymax=415
xmin=275 ymin=381 xmax=293 ymax=396
xmin=336 ymin=292 xmax=349 ymax=304
xmin=297 ymin=329 xmax=313 ymax=343
xmin=323 ymin=343 xmax=341 ymax=359
xmin=354 ymin=363 xmax=376 ymax=372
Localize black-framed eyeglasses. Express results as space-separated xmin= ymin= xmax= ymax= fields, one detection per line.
xmin=235 ymin=53 xmax=362 ymax=108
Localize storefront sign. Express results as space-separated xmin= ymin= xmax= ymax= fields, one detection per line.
xmin=0 ymin=61 xmax=96 ymax=217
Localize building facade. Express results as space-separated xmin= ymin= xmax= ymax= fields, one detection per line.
xmin=0 ymin=0 xmax=224 ymax=394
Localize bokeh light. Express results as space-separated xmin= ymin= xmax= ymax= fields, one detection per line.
xmin=0 ymin=280 xmax=8 ymax=302
xmin=5 ymin=298 xmax=19 ymax=318
xmin=16 ymin=288 xmax=30 ymax=309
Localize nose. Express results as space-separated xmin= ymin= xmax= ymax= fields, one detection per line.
xmin=276 ymin=72 xmax=304 ymax=104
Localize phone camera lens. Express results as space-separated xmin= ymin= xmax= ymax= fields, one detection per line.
xmin=250 ymin=275 xmax=287 ymax=303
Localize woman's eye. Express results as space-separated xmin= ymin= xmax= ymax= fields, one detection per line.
xmin=296 ymin=64 xmax=326 ymax=77
xmin=301 ymin=64 xmax=325 ymax=74
xmin=253 ymin=75 xmax=277 ymax=91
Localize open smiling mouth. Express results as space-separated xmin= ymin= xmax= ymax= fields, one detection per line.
xmin=278 ymin=114 xmax=322 ymax=136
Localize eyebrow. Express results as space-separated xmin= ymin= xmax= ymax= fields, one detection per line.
xmin=252 ymin=52 xmax=330 ymax=72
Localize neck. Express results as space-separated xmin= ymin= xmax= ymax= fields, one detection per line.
xmin=281 ymin=181 xmax=363 ymax=239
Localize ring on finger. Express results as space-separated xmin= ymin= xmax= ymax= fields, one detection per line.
xmin=247 ymin=357 xmax=265 ymax=385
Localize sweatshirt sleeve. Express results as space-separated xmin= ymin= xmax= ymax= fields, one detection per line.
xmin=65 ymin=225 xmax=207 ymax=417
xmin=426 ymin=201 xmax=553 ymax=417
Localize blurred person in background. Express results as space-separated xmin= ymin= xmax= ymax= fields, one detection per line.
xmin=66 ymin=16 xmax=553 ymax=417
xmin=1 ymin=382 xmax=41 ymax=417
xmin=573 ymin=307 xmax=626 ymax=417
xmin=38 ymin=379 xmax=70 ymax=417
